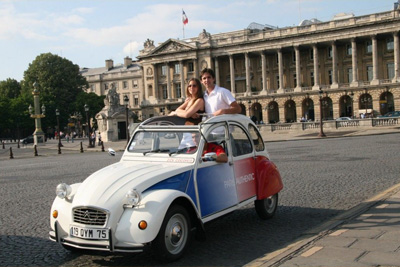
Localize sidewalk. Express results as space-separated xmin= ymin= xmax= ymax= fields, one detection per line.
xmin=248 ymin=184 xmax=400 ymax=267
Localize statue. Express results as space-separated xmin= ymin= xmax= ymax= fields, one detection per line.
xmin=104 ymin=83 xmax=119 ymax=108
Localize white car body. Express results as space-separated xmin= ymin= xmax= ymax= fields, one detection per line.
xmin=49 ymin=114 xmax=283 ymax=261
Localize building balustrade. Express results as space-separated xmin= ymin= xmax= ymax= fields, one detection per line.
xmin=257 ymin=118 xmax=399 ymax=135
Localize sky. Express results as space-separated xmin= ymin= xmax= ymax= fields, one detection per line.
xmin=0 ymin=0 xmax=396 ymax=82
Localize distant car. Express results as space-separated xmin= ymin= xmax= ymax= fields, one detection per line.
xmin=378 ymin=111 xmax=400 ymax=118
xmin=21 ymin=135 xmax=34 ymax=144
xmin=336 ymin=117 xmax=352 ymax=121
xmin=49 ymin=114 xmax=283 ymax=262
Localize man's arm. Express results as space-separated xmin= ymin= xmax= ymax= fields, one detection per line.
xmin=214 ymin=101 xmax=242 ymax=116
xmin=215 ymin=152 xmax=228 ymax=163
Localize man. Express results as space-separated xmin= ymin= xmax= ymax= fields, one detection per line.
xmin=200 ymin=68 xmax=241 ymax=116
xmin=191 ymin=133 xmax=228 ymax=163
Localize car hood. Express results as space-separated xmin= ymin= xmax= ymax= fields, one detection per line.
xmin=72 ymin=161 xmax=192 ymax=208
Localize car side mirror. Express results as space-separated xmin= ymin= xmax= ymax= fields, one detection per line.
xmin=202 ymin=152 xmax=217 ymax=162
xmin=108 ymin=148 xmax=116 ymax=156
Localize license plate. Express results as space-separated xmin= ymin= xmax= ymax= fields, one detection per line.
xmin=70 ymin=226 xmax=108 ymax=240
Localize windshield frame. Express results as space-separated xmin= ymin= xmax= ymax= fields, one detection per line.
xmin=127 ymin=126 xmax=201 ymax=156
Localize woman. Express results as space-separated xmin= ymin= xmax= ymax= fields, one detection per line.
xmin=169 ymin=78 xmax=204 ymax=125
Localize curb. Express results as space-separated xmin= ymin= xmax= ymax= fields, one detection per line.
xmin=245 ymin=182 xmax=400 ymax=267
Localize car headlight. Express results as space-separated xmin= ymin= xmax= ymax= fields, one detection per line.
xmin=56 ymin=183 xmax=72 ymax=199
xmin=125 ymin=189 xmax=141 ymax=206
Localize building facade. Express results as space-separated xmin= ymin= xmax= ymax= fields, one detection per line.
xmin=84 ymin=8 xmax=400 ymax=125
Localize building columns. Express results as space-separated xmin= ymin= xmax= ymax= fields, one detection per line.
xmin=153 ymin=64 xmax=158 ymax=100
xmin=260 ymin=52 xmax=268 ymax=95
xmin=393 ymin=32 xmax=400 ymax=82
xmin=312 ymin=44 xmax=320 ymax=90
xmin=350 ymin=38 xmax=360 ymax=87
xmin=331 ymin=42 xmax=339 ymax=88
xmin=371 ymin=35 xmax=380 ymax=85
xmin=277 ymin=49 xmax=284 ymax=93
xmin=294 ymin=46 xmax=302 ymax=92
xmin=245 ymin=52 xmax=251 ymax=95
xmin=179 ymin=61 xmax=185 ymax=98
xmin=229 ymin=54 xmax=236 ymax=95
xmin=166 ymin=63 xmax=172 ymax=100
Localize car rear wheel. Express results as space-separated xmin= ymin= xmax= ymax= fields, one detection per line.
xmin=255 ymin=194 xmax=278 ymax=220
xmin=152 ymin=205 xmax=191 ymax=262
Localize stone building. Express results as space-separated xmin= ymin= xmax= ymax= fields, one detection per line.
xmin=84 ymin=8 xmax=400 ymax=126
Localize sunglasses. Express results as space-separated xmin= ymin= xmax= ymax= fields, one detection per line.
xmin=188 ymin=84 xmax=197 ymax=88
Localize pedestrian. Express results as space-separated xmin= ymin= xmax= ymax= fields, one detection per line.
xmin=169 ymin=78 xmax=204 ymax=125
xmin=98 ymin=132 xmax=102 ymax=146
xmin=200 ymin=68 xmax=241 ymax=116
xmin=66 ymin=133 xmax=70 ymax=143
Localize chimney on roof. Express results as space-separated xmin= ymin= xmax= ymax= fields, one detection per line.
xmin=124 ymin=56 xmax=132 ymax=67
xmin=105 ymin=59 xmax=113 ymax=70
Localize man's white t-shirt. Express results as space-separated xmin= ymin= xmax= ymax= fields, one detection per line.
xmin=204 ymin=85 xmax=236 ymax=114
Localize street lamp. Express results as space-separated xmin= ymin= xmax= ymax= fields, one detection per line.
xmin=124 ymin=95 xmax=130 ymax=143
xmin=55 ymin=109 xmax=63 ymax=148
xmin=349 ymin=91 xmax=354 ymax=119
xmin=318 ymin=89 xmax=326 ymax=138
xmin=84 ymin=104 xmax=92 ymax=148
xmin=28 ymin=82 xmax=46 ymax=145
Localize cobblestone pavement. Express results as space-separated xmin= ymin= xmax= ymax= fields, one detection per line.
xmin=0 ymin=130 xmax=399 ymax=266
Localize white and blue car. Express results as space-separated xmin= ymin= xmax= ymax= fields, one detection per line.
xmin=49 ymin=114 xmax=283 ymax=262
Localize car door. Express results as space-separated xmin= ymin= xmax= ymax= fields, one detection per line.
xmin=195 ymin=124 xmax=237 ymax=219
xmin=228 ymin=123 xmax=257 ymax=203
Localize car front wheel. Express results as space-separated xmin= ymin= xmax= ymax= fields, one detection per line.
xmin=152 ymin=205 xmax=191 ymax=262
xmin=255 ymin=193 xmax=278 ymax=220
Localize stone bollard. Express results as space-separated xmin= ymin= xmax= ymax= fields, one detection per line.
xmin=2 ymin=141 xmax=4 ymax=149
xmin=17 ymin=140 xmax=20 ymax=149
xmin=101 ymin=141 xmax=105 ymax=152
xmin=10 ymin=147 xmax=14 ymax=159
xmin=34 ymin=145 xmax=38 ymax=156
xmin=80 ymin=142 xmax=84 ymax=153
xmin=58 ymin=142 xmax=62 ymax=154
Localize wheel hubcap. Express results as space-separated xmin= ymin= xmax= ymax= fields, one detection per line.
xmin=265 ymin=195 xmax=277 ymax=213
xmin=165 ymin=214 xmax=187 ymax=254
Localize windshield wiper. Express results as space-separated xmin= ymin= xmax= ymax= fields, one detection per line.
xmin=169 ymin=146 xmax=197 ymax=156
xmin=143 ymin=149 xmax=170 ymax=155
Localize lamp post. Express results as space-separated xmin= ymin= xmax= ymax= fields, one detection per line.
xmin=84 ymin=104 xmax=92 ymax=148
xmin=28 ymin=82 xmax=46 ymax=145
xmin=124 ymin=95 xmax=130 ymax=143
xmin=349 ymin=91 xmax=354 ymax=119
xmin=55 ymin=109 xmax=63 ymax=148
xmin=248 ymin=99 xmax=252 ymax=117
xmin=318 ymin=89 xmax=326 ymax=138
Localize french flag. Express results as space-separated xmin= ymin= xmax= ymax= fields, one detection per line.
xmin=182 ymin=10 xmax=188 ymax=25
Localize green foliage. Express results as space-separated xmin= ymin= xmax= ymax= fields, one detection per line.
xmin=0 ymin=78 xmax=21 ymax=98
xmin=74 ymin=92 xmax=106 ymax=120
xmin=21 ymin=53 xmax=88 ymax=131
xmin=0 ymin=52 xmax=107 ymax=139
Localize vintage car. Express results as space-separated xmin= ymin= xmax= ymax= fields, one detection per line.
xmin=49 ymin=114 xmax=283 ymax=262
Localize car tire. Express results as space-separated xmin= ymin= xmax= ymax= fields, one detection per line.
xmin=152 ymin=205 xmax=191 ymax=262
xmin=255 ymin=193 xmax=278 ymax=220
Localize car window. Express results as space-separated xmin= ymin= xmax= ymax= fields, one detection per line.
xmin=248 ymin=124 xmax=264 ymax=152
xmin=229 ymin=125 xmax=253 ymax=157
xmin=128 ymin=130 xmax=198 ymax=154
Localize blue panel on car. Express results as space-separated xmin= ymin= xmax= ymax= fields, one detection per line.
xmin=145 ymin=171 xmax=191 ymax=192
xmin=196 ymin=164 xmax=237 ymax=217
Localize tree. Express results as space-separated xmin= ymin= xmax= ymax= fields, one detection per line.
xmin=21 ymin=53 xmax=88 ymax=132
xmin=0 ymin=78 xmax=21 ymax=99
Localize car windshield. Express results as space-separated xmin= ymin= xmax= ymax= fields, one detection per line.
xmin=127 ymin=130 xmax=200 ymax=155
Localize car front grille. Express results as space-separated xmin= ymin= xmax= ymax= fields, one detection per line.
xmin=73 ymin=207 xmax=108 ymax=226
